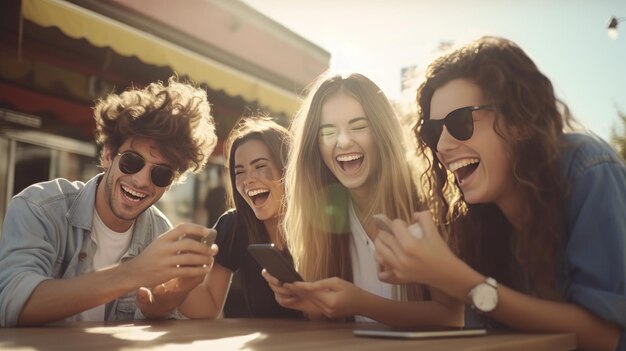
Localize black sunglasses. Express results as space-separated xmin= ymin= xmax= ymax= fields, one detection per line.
xmin=116 ymin=151 xmax=176 ymax=187
xmin=419 ymin=105 xmax=498 ymax=150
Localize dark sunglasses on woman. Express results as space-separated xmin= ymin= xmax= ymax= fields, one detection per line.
xmin=116 ymin=151 xmax=176 ymax=187
xmin=418 ymin=105 xmax=499 ymax=150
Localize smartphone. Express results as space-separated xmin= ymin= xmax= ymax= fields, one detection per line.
xmin=353 ymin=325 xmax=487 ymax=339
xmin=182 ymin=229 xmax=217 ymax=246
xmin=373 ymin=213 xmax=423 ymax=239
xmin=372 ymin=213 xmax=393 ymax=233
xmin=177 ymin=229 xmax=217 ymax=267
xmin=248 ymin=244 xmax=303 ymax=283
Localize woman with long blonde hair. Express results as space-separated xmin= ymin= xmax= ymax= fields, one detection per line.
xmin=263 ymin=73 xmax=462 ymax=327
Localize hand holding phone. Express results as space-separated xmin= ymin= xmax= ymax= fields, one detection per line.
xmin=373 ymin=213 xmax=423 ymax=239
xmin=373 ymin=213 xmax=393 ymax=233
xmin=177 ymin=229 xmax=217 ymax=267
xmin=248 ymin=244 xmax=303 ymax=283
xmin=181 ymin=229 xmax=217 ymax=246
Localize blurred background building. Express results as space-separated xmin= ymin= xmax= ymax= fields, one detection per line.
xmin=0 ymin=0 xmax=330 ymax=231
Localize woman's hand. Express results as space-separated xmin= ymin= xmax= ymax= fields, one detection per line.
xmin=375 ymin=211 xmax=460 ymax=289
xmin=261 ymin=269 xmax=325 ymax=319
xmin=288 ymin=277 xmax=364 ymax=319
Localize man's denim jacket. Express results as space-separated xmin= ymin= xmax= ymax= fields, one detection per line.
xmin=0 ymin=174 xmax=172 ymax=327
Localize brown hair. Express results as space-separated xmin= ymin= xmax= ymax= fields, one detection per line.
xmin=224 ymin=116 xmax=292 ymax=244
xmin=415 ymin=36 xmax=574 ymax=299
xmin=94 ymin=76 xmax=217 ymax=177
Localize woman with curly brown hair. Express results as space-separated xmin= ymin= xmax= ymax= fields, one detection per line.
xmin=375 ymin=37 xmax=626 ymax=350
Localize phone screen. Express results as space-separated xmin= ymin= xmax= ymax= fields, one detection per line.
xmin=248 ymin=244 xmax=303 ymax=283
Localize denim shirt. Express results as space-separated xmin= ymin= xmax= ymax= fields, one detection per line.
xmin=464 ymin=133 xmax=626 ymax=349
xmin=0 ymin=174 xmax=172 ymax=327
xmin=559 ymin=133 xmax=626 ymax=350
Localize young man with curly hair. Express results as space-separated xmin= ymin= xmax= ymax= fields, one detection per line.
xmin=0 ymin=77 xmax=218 ymax=326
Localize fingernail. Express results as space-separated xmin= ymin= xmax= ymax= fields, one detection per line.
xmin=408 ymin=223 xmax=423 ymax=239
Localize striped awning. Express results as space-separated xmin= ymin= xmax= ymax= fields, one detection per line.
xmin=21 ymin=0 xmax=300 ymax=116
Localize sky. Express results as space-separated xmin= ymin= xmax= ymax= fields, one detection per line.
xmin=242 ymin=0 xmax=626 ymax=142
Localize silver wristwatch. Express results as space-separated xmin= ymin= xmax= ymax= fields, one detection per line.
xmin=468 ymin=277 xmax=498 ymax=312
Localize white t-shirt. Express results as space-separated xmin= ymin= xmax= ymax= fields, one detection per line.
xmin=77 ymin=210 xmax=133 ymax=321
xmin=348 ymin=202 xmax=394 ymax=322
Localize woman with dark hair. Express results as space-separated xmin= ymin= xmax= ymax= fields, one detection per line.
xmin=375 ymin=36 xmax=626 ymax=350
xmin=178 ymin=117 xmax=300 ymax=319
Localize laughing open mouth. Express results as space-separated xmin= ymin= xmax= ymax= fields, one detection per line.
xmin=121 ymin=184 xmax=147 ymax=202
xmin=247 ymin=188 xmax=270 ymax=206
xmin=448 ymin=158 xmax=479 ymax=184
xmin=336 ymin=153 xmax=364 ymax=172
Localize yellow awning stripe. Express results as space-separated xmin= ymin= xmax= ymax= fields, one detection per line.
xmin=21 ymin=0 xmax=300 ymax=116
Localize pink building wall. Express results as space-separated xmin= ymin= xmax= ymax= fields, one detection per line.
xmin=109 ymin=0 xmax=329 ymax=87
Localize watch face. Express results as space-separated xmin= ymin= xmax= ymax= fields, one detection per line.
xmin=472 ymin=283 xmax=498 ymax=312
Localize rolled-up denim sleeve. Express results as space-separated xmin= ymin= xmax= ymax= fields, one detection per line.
xmin=0 ymin=197 xmax=58 ymax=327
xmin=564 ymin=160 xmax=626 ymax=344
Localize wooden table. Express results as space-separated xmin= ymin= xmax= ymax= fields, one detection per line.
xmin=0 ymin=318 xmax=576 ymax=351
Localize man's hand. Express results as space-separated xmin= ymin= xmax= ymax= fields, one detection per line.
xmin=122 ymin=224 xmax=215 ymax=286
xmin=124 ymin=223 xmax=218 ymax=318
